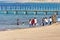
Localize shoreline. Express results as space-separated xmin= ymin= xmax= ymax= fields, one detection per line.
xmin=0 ymin=22 xmax=60 ymax=40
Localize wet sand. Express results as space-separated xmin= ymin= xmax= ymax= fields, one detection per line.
xmin=0 ymin=22 xmax=60 ymax=40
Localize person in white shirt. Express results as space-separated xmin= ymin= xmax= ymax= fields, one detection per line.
xmin=34 ymin=17 xmax=37 ymax=26
xmin=44 ymin=17 xmax=48 ymax=25
xmin=49 ymin=17 xmax=52 ymax=25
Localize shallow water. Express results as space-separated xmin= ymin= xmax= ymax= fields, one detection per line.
xmin=0 ymin=14 xmax=59 ymax=30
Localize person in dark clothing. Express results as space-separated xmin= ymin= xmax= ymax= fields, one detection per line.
xmin=31 ymin=18 xmax=35 ymax=26
xmin=42 ymin=18 xmax=45 ymax=26
xmin=29 ymin=19 xmax=32 ymax=27
xmin=17 ymin=19 xmax=19 ymax=25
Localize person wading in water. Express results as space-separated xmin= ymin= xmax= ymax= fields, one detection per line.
xmin=31 ymin=18 xmax=35 ymax=27
xmin=17 ymin=19 xmax=19 ymax=25
xmin=42 ymin=18 xmax=45 ymax=26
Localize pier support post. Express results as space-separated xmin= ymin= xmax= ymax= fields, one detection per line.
xmin=45 ymin=11 xmax=47 ymax=15
xmin=25 ymin=11 xmax=27 ymax=15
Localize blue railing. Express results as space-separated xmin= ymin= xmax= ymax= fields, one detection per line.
xmin=0 ymin=3 xmax=60 ymax=11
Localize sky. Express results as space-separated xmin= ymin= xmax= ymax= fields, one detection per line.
xmin=0 ymin=0 xmax=45 ymax=2
xmin=0 ymin=0 xmax=60 ymax=3
xmin=0 ymin=0 xmax=34 ymax=2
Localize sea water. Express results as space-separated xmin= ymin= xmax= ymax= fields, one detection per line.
xmin=0 ymin=3 xmax=60 ymax=30
xmin=0 ymin=12 xmax=60 ymax=30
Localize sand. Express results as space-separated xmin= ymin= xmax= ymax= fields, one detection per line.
xmin=0 ymin=22 xmax=60 ymax=40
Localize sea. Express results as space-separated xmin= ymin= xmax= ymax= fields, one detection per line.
xmin=0 ymin=13 xmax=59 ymax=31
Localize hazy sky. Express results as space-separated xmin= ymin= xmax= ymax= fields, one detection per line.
xmin=0 ymin=0 xmax=59 ymax=2
xmin=0 ymin=0 xmax=33 ymax=2
xmin=0 ymin=0 xmax=41 ymax=2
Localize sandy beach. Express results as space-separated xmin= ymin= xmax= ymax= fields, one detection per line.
xmin=0 ymin=22 xmax=60 ymax=40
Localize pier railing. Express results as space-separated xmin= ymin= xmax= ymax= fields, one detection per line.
xmin=0 ymin=10 xmax=59 ymax=15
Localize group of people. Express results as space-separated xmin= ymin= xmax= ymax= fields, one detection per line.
xmin=42 ymin=17 xmax=52 ymax=26
xmin=29 ymin=17 xmax=52 ymax=27
xmin=29 ymin=17 xmax=37 ymax=27
xmin=16 ymin=16 xmax=53 ymax=27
